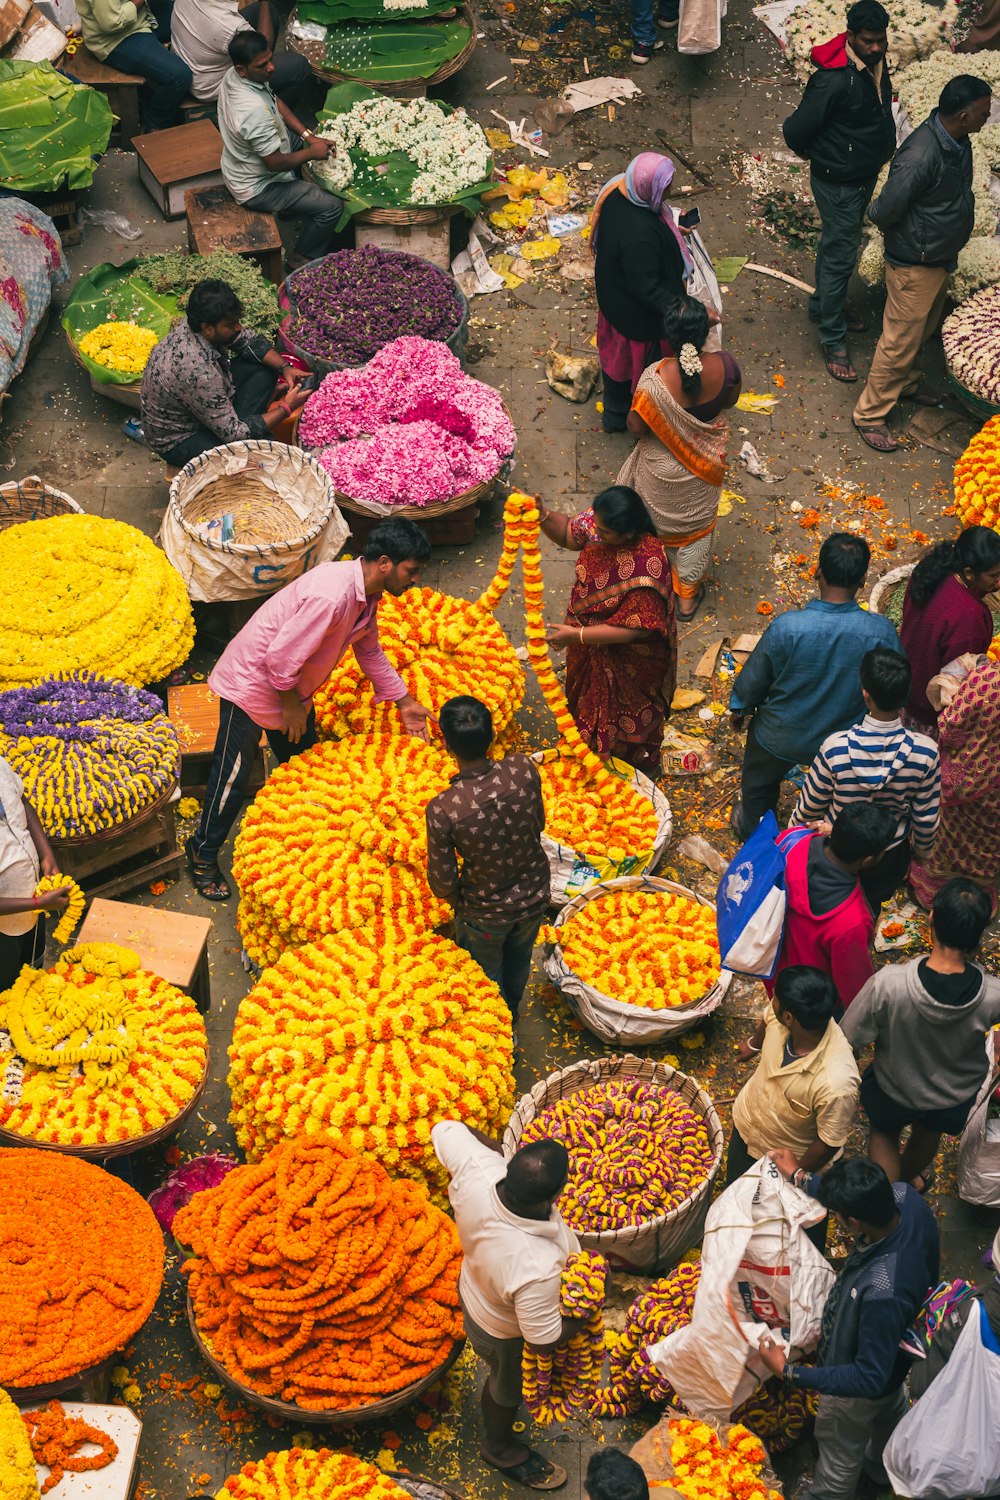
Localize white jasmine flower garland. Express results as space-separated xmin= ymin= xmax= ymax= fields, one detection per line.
xmin=311 ymin=131 xmax=356 ymax=193
xmin=785 ymin=0 xmax=955 ymax=83
xmin=319 ymin=97 xmax=490 ymax=204
xmin=942 ymin=283 xmax=1000 ymax=403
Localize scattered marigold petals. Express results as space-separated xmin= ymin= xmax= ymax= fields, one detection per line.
xmin=798 ymin=509 xmax=821 ymax=528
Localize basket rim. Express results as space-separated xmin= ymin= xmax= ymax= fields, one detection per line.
xmin=185 ymin=1295 xmax=465 ymax=1425
xmin=168 ymin=440 xmax=340 ymax=555
xmin=334 ymin=482 xmax=490 ymax=518
xmin=288 ymin=0 xmax=477 ymax=90
xmin=65 ymin=326 xmax=143 ymax=395
xmin=4 ymin=1351 xmax=121 ymax=1403
xmin=502 ymin=1053 xmax=725 ymax=1239
xmin=48 ymin=777 xmax=179 ymax=848
xmin=0 ymin=1044 xmax=209 ymax=1161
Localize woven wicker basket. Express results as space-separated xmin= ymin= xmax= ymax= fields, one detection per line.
xmin=867 ymin=562 xmax=914 ymax=618
xmin=66 ymin=330 xmax=143 ymax=409
xmin=389 ymin=1477 xmax=465 ymax=1500
xmin=0 ymin=475 xmax=82 ymax=530
xmin=503 ymin=1054 xmax=724 ymax=1271
xmin=288 ymin=0 xmax=477 ymax=92
xmin=543 ymin=875 xmax=732 ymax=1046
xmin=5 ymin=1353 xmax=121 ymax=1407
xmin=946 ymin=368 xmax=1000 ymax=421
xmin=186 ymin=1296 xmax=465 ymax=1426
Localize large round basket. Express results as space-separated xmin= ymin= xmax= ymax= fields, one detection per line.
xmin=0 ymin=1043 xmax=209 ymax=1161
xmin=186 ymin=1296 xmax=465 ymax=1426
xmin=66 ymin=329 xmax=142 ymax=409
xmin=543 ymin=875 xmax=732 ymax=1046
xmin=387 ymin=1478 xmax=465 ymax=1500
xmin=0 ymin=475 xmax=82 ymax=530
xmin=287 ymin=0 xmax=477 ymax=93
xmin=946 ymin=368 xmax=1000 ymax=422
xmin=504 ymin=1055 xmax=724 ymax=1272
xmin=5 ymin=1353 xmax=121 ymax=1407
xmin=161 ymin=440 xmax=349 ymax=602
xmin=532 ymin=750 xmax=672 ymax=907
xmin=48 ymin=775 xmax=178 ymax=851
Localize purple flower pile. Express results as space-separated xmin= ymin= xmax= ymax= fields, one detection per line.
xmin=286 ymin=246 xmax=462 ymax=366
xmin=0 ymin=672 xmax=166 ymax=742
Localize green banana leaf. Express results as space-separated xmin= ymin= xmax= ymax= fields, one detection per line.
xmin=61 ymin=260 xmax=180 ymax=386
xmin=0 ymin=60 xmax=112 ymax=193
xmin=322 ymin=17 xmax=470 ymax=78
xmin=299 ymin=0 xmax=455 ymax=21
xmin=315 ymin=82 xmax=493 ymax=222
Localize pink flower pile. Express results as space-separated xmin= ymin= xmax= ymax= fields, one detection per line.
xmin=298 ymin=336 xmax=515 ymax=507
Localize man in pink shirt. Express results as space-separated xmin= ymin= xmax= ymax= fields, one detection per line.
xmin=187 ymin=517 xmax=433 ymax=899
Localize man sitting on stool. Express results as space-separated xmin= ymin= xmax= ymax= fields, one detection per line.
xmin=141 ymin=278 xmax=309 ymax=468
xmin=172 ymin=0 xmax=310 ymax=106
xmin=218 ymin=30 xmax=343 ymax=269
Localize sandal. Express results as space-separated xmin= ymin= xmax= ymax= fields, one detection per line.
xmin=910 ymin=1165 xmax=936 ymax=1196
xmin=485 ymin=1450 xmax=568 ymax=1491
xmin=677 ymin=584 xmax=706 ymax=622
xmin=185 ymin=836 xmax=231 ymax=902
xmin=824 ymin=350 xmax=857 ymax=383
xmin=854 ymin=422 xmax=899 ymax=452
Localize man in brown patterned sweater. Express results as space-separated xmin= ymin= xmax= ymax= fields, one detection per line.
xmin=426 ymin=696 xmax=550 ymax=1031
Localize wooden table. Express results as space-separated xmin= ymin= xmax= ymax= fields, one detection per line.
xmin=186 ymin=184 xmax=284 ymax=284
xmin=133 ymin=119 xmax=224 ymax=219
xmin=78 ymin=897 xmax=212 ymax=1013
xmin=169 ymin=682 xmax=268 ymax=797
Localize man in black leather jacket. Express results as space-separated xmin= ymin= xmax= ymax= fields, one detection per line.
xmin=783 ymin=0 xmax=894 ymax=384
xmin=854 ymin=74 xmax=992 ymax=452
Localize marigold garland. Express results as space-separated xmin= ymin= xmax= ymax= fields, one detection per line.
xmin=0 ymin=515 xmax=194 ymax=690
xmin=77 ymin=320 xmax=158 ymax=376
xmin=651 ymin=1419 xmax=781 ymax=1500
xmin=0 ymin=673 xmax=180 ymax=839
xmin=217 ymin=1449 xmax=412 ymax=1500
xmin=32 ymin=875 xmax=85 ymax=944
xmin=313 ymin=586 xmax=524 ymax=741
xmin=519 ymin=1077 xmax=715 ymax=1232
xmin=552 ymin=888 xmax=721 ymax=1009
xmin=0 ymin=942 xmax=207 ymax=1147
xmin=954 ymin=414 xmax=1000 ymax=533
xmin=228 ymin=920 xmax=513 ymax=1193
xmin=523 ymin=1251 xmax=607 ymax=1423
xmin=0 ymin=1388 xmax=38 ymax=1500
xmin=23 ymin=1400 xmax=118 ymax=1494
xmin=232 ymin=733 xmax=453 ymax=965
xmin=0 ymin=1149 xmax=163 ymax=1387
xmin=177 ymin=1135 xmax=463 ymax=1411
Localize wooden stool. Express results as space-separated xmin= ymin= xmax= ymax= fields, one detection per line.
xmin=63 ymin=44 xmax=144 ymax=146
xmin=133 ymin=119 xmax=224 ymax=219
xmin=185 ymin=184 xmax=284 ymax=285
xmin=179 ymin=93 xmax=216 ymax=125
xmin=78 ymin=897 xmax=213 ymax=1013
xmin=168 ymin=682 xmax=268 ymax=797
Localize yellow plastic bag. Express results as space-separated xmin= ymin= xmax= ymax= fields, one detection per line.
xmin=735 ymin=391 xmax=778 ymax=414
xmin=521 ymin=236 xmax=561 ymax=261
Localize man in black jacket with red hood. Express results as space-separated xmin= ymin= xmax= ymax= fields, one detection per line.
xmin=783 ymin=0 xmax=895 ymax=385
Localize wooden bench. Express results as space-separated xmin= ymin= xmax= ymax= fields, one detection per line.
xmin=133 ymin=118 xmax=224 ymax=218
xmin=179 ymin=93 xmax=216 ymax=124
xmin=185 ymin=184 xmax=283 ymax=285
xmin=78 ymin=897 xmax=213 ymax=1014
xmin=62 ymin=43 xmax=144 ymax=146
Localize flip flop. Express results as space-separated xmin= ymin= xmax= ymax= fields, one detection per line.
xmin=185 ymin=836 xmax=232 ymax=902
xmin=854 ymin=422 xmax=899 ymax=452
xmin=485 ymin=1451 xmax=568 ymax=1491
xmin=677 ymin=584 xmax=706 ymax=622
xmin=824 ymin=351 xmax=857 ymax=383
xmin=910 ymin=1165 xmax=936 ymax=1196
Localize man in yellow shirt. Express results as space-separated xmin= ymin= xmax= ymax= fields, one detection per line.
xmin=75 ymin=0 xmax=192 ymax=132
xmin=728 ymin=965 xmax=861 ymax=1248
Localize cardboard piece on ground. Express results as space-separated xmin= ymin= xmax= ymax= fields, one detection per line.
xmin=0 ymin=0 xmax=30 ymax=47
xmin=560 ymin=76 xmax=642 ymax=111
xmin=694 ymin=637 xmax=725 ymax=677
xmin=19 ymin=1403 xmax=142 ymax=1499
xmin=5 ymin=5 xmax=65 ymax=60
xmin=731 ymin=632 xmax=761 ymax=656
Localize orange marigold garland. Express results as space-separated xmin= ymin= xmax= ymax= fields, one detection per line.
xmin=649 ymin=1418 xmax=782 ymax=1500
xmin=22 ymin=1401 xmax=118 ymax=1494
xmin=0 ymin=1149 xmax=163 ymax=1387
xmin=218 ymin=1449 xmax=412 ymax=1499
xmin=177 ymin=1134 xmax=463 ymax=1412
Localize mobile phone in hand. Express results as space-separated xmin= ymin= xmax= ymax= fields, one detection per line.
xmin=679 ymin=206 xmax=702 ymax=228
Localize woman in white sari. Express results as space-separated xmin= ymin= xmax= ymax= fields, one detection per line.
xmin=619 ymin=296 xmax=740 ymax=621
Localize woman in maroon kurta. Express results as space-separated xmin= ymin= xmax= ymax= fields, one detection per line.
xmin=900 ymin=526 xmax=1000 ymax=730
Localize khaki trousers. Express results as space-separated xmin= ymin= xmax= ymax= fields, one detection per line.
xmin=853 ymin=263 xmax=950 ymax=427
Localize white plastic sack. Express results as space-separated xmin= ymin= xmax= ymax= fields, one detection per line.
xmin=957 ymin=1032 xmax=1000 ymax=1207
xmin=884 ymin=1300 xmax=1000 ymax=1499
xmin=678 ymin=0 xmax=727 ymax=55
xmin=647 ymin=1156 xmax=834 ymax=1421
xmin=161 ymin=440 xmax=349 ymax=602
xmin=684 ymin=229 xmax=723 ymax=352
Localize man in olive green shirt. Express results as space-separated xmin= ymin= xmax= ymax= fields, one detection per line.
xmin=75 ymin=0 xmax=191 ymax=131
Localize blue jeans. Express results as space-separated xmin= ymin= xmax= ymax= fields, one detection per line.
xmin=808 ymin=173 xmax=877 ymax=353
xmin=453 ymin=907 xmax=545 ymax=1020
xmin=107 ymin=0 xmax=192 ymax=133
xmin=631 ymin=0 xmax=678 ymax=42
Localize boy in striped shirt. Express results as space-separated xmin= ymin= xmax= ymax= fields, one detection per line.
xmin=792 ymin=647 xmax=940 ymax=908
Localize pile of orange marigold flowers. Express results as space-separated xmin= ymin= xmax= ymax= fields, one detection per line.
xmin=176 ymin=1133 xmax=463 ymax=1412
xmin=649 ymin=1418 xmax=782 ymax=1500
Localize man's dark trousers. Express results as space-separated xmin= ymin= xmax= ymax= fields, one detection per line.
xmin=809 ymin=172 xmax=877 ymax=353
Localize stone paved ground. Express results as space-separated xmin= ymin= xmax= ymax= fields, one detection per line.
xmin=4 ymin=3 xmax=999 ymax=1495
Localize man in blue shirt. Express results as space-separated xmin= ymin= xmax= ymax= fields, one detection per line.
xmin=729 ymin=532 xmax=900 ymax=838
xmin=758 ymin=1154 xmax=939 ymax=1500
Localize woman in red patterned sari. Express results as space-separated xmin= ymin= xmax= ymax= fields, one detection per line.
xmin=542 ymin=485 xmax=676 ymax=777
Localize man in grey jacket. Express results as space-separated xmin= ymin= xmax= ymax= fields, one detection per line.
xmin=842 ymin=877 xmax=1000 ymax=1192
xmin=853 ymin=74 xmax=991 ymax=451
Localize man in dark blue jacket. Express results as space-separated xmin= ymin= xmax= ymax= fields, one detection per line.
xmin=854 ymin=74 xmax=991 ymax=452
xmin=783 ymin=0 xmax=895 ymax=384
xmin=758 ymin=1155 xmax=939 ymax=1500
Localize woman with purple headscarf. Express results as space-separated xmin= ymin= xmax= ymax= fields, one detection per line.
xmin=591 ymin=152 xmax=695 ymax=433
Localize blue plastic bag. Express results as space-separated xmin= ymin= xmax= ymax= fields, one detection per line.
xmin=716 ymin=813 xmax=811 ymax=979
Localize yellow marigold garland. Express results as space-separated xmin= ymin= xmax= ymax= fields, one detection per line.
xmin=77 ymin=321 xmax=158 ymax=376
xmin=233 ymin=732 xmax=453 ymax=966
xmin=217 ymin=1450 xmax=412 ymax=1500
xmin=553 ymin=888 xmax=721 ymax=1009
xmin=0 ymin=942 xmax=207 ymax=1147
xmin=33 ymin=875 xmax=85 ymax=944
xmin=0 ymin=515 xmax=194 ymax=689
xmin=955 ymin=415 xmax=1000 ymax=532
xmin=227 ymin=919 xmax=513 ymax=1195
xmin=0 ymin=1388 xmax=39 ymax=1500
xmin=314 ymin=586 xmax=524 ymax=740
xmin=523 ymin=1251 xmax=607 ymax=1423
